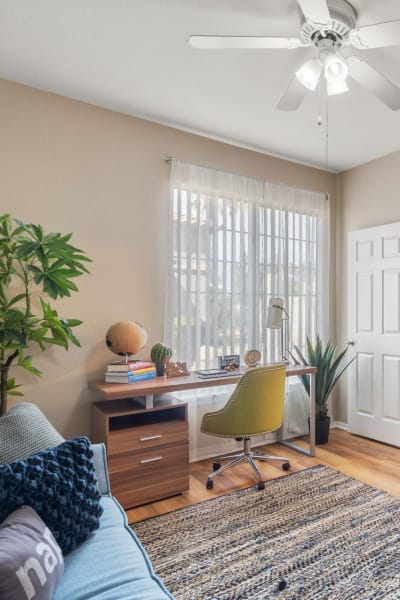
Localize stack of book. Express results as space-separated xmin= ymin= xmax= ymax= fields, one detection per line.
xmin=105 ymin=360 xmax=156 ymax=384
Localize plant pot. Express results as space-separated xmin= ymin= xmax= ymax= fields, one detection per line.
xmin=308 ymin=415 xmax=331 ymax=445
xmin=155 ymin=363 xmax=166 ymax=377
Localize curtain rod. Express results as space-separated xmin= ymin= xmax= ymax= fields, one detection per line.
xmin=162 ymin=156 xmax=329 ymax=200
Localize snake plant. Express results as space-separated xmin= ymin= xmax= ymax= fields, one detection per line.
xmin=290 ymin=335 xmax=356 ymax=418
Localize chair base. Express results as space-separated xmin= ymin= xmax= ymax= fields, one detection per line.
xmin=206 ymin=437 xmax=290 ymax=490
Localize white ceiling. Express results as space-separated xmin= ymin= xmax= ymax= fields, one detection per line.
xmin=1 ymin=0 xmax=400 ymax=173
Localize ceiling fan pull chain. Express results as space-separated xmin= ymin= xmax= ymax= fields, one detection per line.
xmin=316 ymin=77 xmax=329 ymax=170
xmin=325 ymin=95 xmax=329 ymax=171
xmin=317 ymin=77 xmax=323 ymax=126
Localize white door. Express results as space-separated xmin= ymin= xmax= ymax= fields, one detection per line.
xmin=348 ymin=222 xmax=400 ymax=447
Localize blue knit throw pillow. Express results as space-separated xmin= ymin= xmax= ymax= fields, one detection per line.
xmin=0 ymin=437 xmax=103 ymax=555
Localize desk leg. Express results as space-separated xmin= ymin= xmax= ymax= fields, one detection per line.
xmin=145 ymin=394 xmax=154 ymax=409
xmin=309 ymin=371 xmax=316 ymax=456
xmin=279 ymin=372 xmax=316 ymax=458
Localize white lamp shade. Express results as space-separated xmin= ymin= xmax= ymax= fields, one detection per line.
xmin=266 ymin=297 xmax=284 ymax=329
xmin=324 ymin=52 xmax=348 ymax=83
xmin=295 ymin=58 xmax=322 ymax=91
xmin=327 ymin=79 xmax=349 ymax=96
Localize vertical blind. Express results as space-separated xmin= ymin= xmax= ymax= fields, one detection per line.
xmin=164 ymin=160 xmax=330 ymax=370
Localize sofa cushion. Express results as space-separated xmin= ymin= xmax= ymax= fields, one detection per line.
xmin=91 ymin=443 xmax=111 ymax=496
xmin=53 ymin=496 xmax=174 ymax=600
xmin=0 ymin=505 xmax=64 ymax=600
xmin=0 ymin=437 xmax=103 ymax=555
xmin=0 ymin=402 xmax=64 ymax=465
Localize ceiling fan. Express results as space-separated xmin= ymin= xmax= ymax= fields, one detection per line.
xmin=188 ymin=0 xmax=400 ymax=111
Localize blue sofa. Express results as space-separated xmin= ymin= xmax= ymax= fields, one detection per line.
xmin=0 ymin=402 xmax=171 ymax=600
xmin=53 ymin=444 xmax=173 ymax=600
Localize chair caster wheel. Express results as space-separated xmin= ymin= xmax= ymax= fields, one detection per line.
xmin=213 ymin=462 xmax=221 ymax=471
xmin=282 ymin=462 xmax=291 ymax=471
xmin=206 ymin=479 xmax=214 ymax=490
xmin=257 ymin=481 xmax=265 ymax=491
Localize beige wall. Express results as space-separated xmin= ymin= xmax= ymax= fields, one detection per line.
xmin=0 ymin=80 xmax=336 ymax=437
xmin=336 ymin=151 xmax=400 ymax=422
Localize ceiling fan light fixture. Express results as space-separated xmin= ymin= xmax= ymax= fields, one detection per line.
xmin=189 ymin=0 xmax=400 ymax=113
xmin=324 ymin=52 xmax=348 ymax=83
xmin=295 ymin=58 xmax=322 ymax=91
xmin=327 ymin=79 xmax=349 ymax=95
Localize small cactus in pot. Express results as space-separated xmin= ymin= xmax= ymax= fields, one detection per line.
xmin=150 ymin=343 xmax=173 ymax=376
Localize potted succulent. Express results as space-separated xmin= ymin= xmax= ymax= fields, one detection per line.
xmin=0 ymin=214 xmax=91 ymax=416
xmin=290 ymin=335 xmax=355 ymax=444
xmin=150 ymin=343 xmax=172 ymax=376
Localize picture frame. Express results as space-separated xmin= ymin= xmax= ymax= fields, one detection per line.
xmin=218 ymin=354 xmax=240 ymax=370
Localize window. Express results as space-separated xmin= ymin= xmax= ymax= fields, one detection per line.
xmin=165 ymin=161 xmax=329 ymax=370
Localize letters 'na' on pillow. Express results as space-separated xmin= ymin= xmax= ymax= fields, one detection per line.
xmin=0 ymin=437 xmax=103 ymax=554
xmin=0 ymin=505 xmax=64 ymax=600
xmin=0 ymin=402 xmax=64 ymax=465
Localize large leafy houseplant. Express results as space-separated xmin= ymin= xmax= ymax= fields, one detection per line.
xmin=290 ymin=335 xmax=355 ymax=419
xmin=0 ymin=214 xmax=91 ymax=416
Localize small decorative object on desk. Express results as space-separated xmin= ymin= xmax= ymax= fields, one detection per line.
xmin=244 ymin=349 xmax=261 ymax=368
xmin=218 ymin=354 xmax=240 ymax=371
xmin=150 ymin=343 xmax=173 ymax=377
xmin=165 ymin=356 xmax=190 ymax=378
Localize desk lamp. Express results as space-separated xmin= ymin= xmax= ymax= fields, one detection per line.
xmin=266 ymin=298 xmax=290 ymax=362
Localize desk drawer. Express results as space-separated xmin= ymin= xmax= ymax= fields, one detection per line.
xmin=107 ymin=420 xmax=188 ymax=455
xmin=109 ymin=441 xmax=189 ymax=508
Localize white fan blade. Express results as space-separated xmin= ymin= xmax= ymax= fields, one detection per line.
xmin=348 ymin=57 xmax=400 ymax=110
xmin=297 ymin=0 xmax=331 ymax=27
xmin=349 ymin=20 xmax=400 ymax=50
xmin=277 ymin=76 xmax=309 ymax=111
xmin=188 ymin=36 xmax=303 ymax=49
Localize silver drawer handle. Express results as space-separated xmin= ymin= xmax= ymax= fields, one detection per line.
xmin=139 ymin=434 xmax=162 ymax=442
xmin=140 ymin=456 xmax=163 ymax=464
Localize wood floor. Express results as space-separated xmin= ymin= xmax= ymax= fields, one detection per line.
xmin=126 ymin=429 xmax=400 ymax=524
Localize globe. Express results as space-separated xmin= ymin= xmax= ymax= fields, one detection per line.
xmin=105 ymin=320 xmax=148 ymax=356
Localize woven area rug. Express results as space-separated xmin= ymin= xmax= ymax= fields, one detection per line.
xmin=133 ymin=466 xmax=400 ymax=599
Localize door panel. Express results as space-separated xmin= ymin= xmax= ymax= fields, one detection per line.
xmin=356 ymin=353 xmax=374 ymax=415
xmin=382 ymin=269 xmax=400 ymax=333
xmin=382 ymin=235 xmax=400 ymax=258
xmin=356 ymin=239 xmax=374 ymax=261
xmin=382 ymin=355 xmax=400 ymax=421
xmin=356 ymin=272 xmax=374 ymax=332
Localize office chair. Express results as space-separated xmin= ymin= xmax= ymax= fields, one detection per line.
xmin=201 ymin=363 xmax=290 ymax=491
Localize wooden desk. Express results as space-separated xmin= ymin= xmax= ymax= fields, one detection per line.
xmin=90 ymin=365 xmax=316 ymax=508
xmin=90 ymin=364 xmax=317 ymax=457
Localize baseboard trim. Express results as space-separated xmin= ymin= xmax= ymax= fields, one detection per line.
xmin=332 ymin=421 xmax=349 ymax=431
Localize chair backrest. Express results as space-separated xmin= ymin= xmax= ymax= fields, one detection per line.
xmin=201 ymin=363 xmax=287 ymax=438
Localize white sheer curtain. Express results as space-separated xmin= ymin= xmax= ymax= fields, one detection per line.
xmin=164 ymin=160 xmax=330 ymax=460
xmin=164 ymin=160 xmax=330 ymax=368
